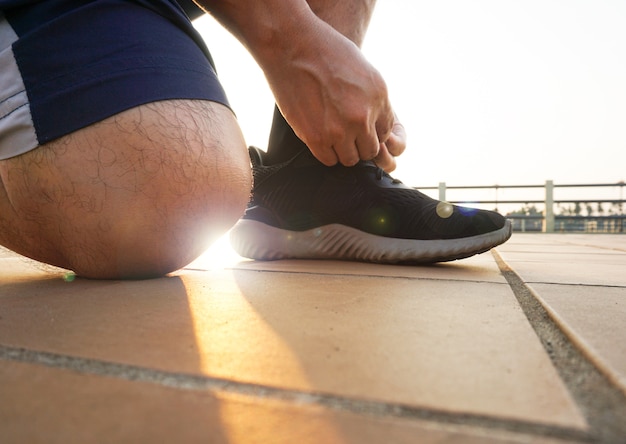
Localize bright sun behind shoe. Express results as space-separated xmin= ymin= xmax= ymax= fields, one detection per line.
xmin=230 ymin=147 xmax=512 ymax=264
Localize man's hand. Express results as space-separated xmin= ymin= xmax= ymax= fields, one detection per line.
xmin=198 ymin=0 xmax=404 ymax=168
xmin=373 ymin=116 xmax=407 ymax=172
xmin=262 ymin=17 xmax=398 ymax=168
xmin=264 ymin=18 xmax=395 ymax=168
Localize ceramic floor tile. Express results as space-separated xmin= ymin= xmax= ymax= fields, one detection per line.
xmin=498 ymin=242 xmax=625 ymax=256
xmin=0 ymin=360 xmax=563 ymax=444
xmin=496 ymin=236 xmax=626 ymax=286
xmin=502 ymin=234 xmax=626 ymax=252
xmin=529 ymin=283 xmax=626 ymax=395
xmin=0 ymin=256 xmax=68 ymax=284
xmin=0 ymin=268 xmax=585 ymax=429
xmin=496 ymin=255 xmax=626 ymax=286
xmin=544 ymin=234 xmax=626 ymax=251
xmin=0 ymin=246 xmax=16 ymax=258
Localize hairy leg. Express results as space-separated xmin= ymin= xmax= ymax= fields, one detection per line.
xmin=0 ymin=100 xmax=251 ymax=279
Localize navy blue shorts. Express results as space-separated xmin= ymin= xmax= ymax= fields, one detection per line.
xmin=0 ymin=0 xmax=229 ymax=160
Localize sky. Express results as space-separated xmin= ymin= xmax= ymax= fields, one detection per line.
xmin=192 ymin=1 xmax=626 ymax=190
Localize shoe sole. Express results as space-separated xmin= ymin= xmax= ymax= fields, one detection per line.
xmin=230 ymin=219 xmax=513 ymax=264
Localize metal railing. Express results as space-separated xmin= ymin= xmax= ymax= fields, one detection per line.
xmin=417 ymin=181 xmax=625 ymax=233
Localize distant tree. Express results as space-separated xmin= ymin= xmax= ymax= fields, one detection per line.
xmin=557 ymin=204 xmax=574 ymax=216
xmin=610 ymin=202 xmax=624 ymax=215
xmin=506 ymin=204 xmax=543 ymax=231
xmin=506 ymin=204 xmax=542 ymax=217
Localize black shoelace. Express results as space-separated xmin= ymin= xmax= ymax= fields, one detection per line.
xmin=373 ymin=164 xmax=402 ymax=184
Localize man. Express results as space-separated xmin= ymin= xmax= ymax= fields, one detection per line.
xmin=0 ymin=0 xmax=511 ymax=279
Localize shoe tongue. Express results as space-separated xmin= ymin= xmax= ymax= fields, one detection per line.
xmin=291 ymin=147 xmax=324 ymax=168
xmin=248 ymin=146 xmax=265 ymax=167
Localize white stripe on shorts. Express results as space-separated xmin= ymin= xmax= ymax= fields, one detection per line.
xmin=0 ymin=15 xmax=38 ymax=160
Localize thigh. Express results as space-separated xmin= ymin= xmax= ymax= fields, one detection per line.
xmin=0 ymin=99 xmax=251 ymax=279
xmin=0 ymin=2 xmax=251 ymax=278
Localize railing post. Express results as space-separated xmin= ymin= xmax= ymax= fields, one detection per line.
xmin=544 ymin=180 xmax=555 ymax=233
xmin=438 ymin=182 xmax=446 ymax=202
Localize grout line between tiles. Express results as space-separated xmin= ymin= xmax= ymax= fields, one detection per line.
xmin=524 ymin=283 xmax=626 ymax=400
xmin=219 ymin=266 xmax=510 ymax=286
xmin=0 ymin=344 xmax=589 ymax=443
xmin=522 ymin=281 xmax=626 ymax=290
xmin=492 ymin=249 xmax=626 ymax=444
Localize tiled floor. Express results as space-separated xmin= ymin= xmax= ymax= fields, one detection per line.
xmin=1 ymin=233 xmax=625 ymax=443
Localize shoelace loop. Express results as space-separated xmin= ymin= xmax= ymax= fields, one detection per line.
xmin=375 ymin=166 xmax=402 ymax=184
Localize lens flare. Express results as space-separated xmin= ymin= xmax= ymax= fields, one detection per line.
xmin=436 ymin=201 xmax=454 ymax=219
xmin=458 ymin=205 xmax=479 ymax=216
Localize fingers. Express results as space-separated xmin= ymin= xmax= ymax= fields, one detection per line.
xmin=334 ymin=144 xmax=360 ymax=167
xmin=355 ymin=126 xmax=381 ymax=162
xmin=374 ymin=114 xmax=407 ymax=172
xmin=311 ymin=123 xmax=380 ymax=167
xmin=335 ymin=108 xmax=391 ymax=166
xmin=374 ymin=143 xmax=397 ymax=172
xmin=385 ymin=119 xmax=407 ymax=157
xmin=312 ymin=148 xmax=340 ymax=167
xmin=308 ymin=139 xmax=361 ymax=167
xmin=308 ymin=120 xmax=402 ymax=169
xmin=325 ymin=98 xmax=394 ymax=167
xmin=375 ymin=102 xmax=395 ymax=146
xmin=334 ymin=135 xmax=377 ymax=167
xmin=303 ymin=108 xmax=403 ymax=169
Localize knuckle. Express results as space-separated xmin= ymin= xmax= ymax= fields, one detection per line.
xmin=361 ymin=140 xmax=379 ymax=160
xmin=342 ymin=156 xmax=360 ymax=167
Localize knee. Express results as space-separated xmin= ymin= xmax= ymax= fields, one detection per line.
xmin=44 ymin=103 xmax=252 ymax=279
xmin=72 ymin=150 xmax=252 ymax=280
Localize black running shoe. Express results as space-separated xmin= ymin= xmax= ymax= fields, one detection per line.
xmin=230 ymin=147 xmax=512 ymax=263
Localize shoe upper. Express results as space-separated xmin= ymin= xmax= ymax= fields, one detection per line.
xmin=244 ymin=147 xmax=507 ymax=241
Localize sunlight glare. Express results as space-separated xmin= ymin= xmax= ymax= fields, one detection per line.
xmin=186 ymin=230 xmax=245 ymax=270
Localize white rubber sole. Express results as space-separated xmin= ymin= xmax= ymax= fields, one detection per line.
xmin=230 ymin=219 xmax=513 ymax=264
